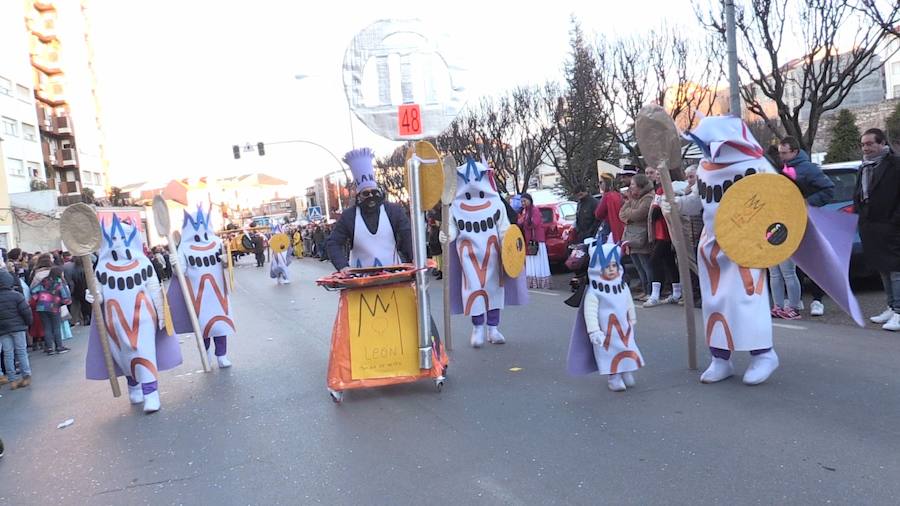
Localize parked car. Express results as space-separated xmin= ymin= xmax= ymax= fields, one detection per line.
xmin=535 ymin=201 xmax=577 ymax=264
xmin=820 ymin=161 xmax=870 ymax=277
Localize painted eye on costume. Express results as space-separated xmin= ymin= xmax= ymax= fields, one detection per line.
xmin=194 ymin=234 xmax=201 ymax=242
xmin=111 ymin=250 xmax=119 ymax=261
xmin=465 ymin=192 xmax=471 ymax=200
xmin=479 ymin=191 xmax=484 ymax=198
xmin=125 ymin=250 xmax=133 ymax=260
xmin=204 ymin=233 xmax=209 ymax=241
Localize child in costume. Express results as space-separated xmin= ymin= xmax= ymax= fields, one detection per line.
xmin=442 ymin=158 xmax=528 ymax=348
xmin=168 ymin=205 xmax=236 ymax=369
xmin=270 ymin=237 xmax=292 ymax=285
xmin=85 ymin=215 xmax=182 ymax=413
xmin=567 ymin=241 xmax=644 ymax=391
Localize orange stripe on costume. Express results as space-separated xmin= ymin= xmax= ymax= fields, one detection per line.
xmin=464 ymin=290 xmax=489 ymax=315
xmin=130 ymin=357 xmax=158 ymax=380
xmin=458 ymin=236 xmax=500 ymax=288
xmin=610 ymin=351 xmax=642 ymax=374
xmin=699 ymin=239 xmax=722 ymax=296
xmin=705 ymin=312 xmax=735 ymax=350
xmin=105 ymin=292 xmax=158 ymax=350
xmin=739 ymin=267 xmax=766 ymax=296
xmin=203 ymin=315 xmax=235 ymax=339
xmin=186 ymin=273 xmax=230 ymax=316
xmin=603 ymin=313 xmax=633 ymax=351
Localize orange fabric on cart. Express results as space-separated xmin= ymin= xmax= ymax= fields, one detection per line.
xmin=327 ymin=280 xmax=448 ymax=391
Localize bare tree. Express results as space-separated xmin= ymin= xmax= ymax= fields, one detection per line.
xmin=696 ymin=0 xmax=900 ymax=151
xmin=507 ymin=86 xmax=557 ymax=194
xmin=595 ymin=26 xmax=724 ymax=168
xmin=856 ymin=1 xmax=900 ymax=39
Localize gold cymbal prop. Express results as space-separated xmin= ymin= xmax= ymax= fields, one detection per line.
xmin=405 ymin=141 xmax=444 ymax=209
xmin=714 ymin=173 xmax=808 ymax=268
xmin=269 ymin=233 xmax=290 ymax=253
xmin=501 ymin=225 xmax=526 ymax=278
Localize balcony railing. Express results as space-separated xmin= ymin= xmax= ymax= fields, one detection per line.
xmin=61 ymin=148 xmax=78 ymax=167
xmin=55 ymin=114 xmax=72 ymax=134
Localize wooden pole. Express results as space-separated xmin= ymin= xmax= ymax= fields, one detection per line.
xmin=165 ymin=238 xmax=212 ymax=372
xmin=657 ymin=169 xmax=699 ymax=370
xmin=82 ymin=255 xmax=121 ymax=397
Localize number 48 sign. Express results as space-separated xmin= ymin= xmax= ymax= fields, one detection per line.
xmin=398 ymin=104 xmax=422 ymax=137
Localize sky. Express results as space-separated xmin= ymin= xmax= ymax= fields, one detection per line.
xmin=87 ymin=0 xmax=701 ymax=194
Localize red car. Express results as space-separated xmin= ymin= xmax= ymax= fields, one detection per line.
xmin=535 ymin=201 xmax=577 ymax=264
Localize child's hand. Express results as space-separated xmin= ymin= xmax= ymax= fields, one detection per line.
xmin=589 ymin=329 xmax=605 ymax=345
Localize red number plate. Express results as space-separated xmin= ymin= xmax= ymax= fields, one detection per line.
xmin=398 ymin=104 xmax=422 ymax=136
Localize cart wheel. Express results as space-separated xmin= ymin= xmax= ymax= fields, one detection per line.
xmin=434 ymin=376 xmax=445 ymax=392
xmin=329 ymin=389 xmax=343 ymax=404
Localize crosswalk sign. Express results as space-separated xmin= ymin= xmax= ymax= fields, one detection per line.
xmin=307 ymin=206 xmax=323 ymax=221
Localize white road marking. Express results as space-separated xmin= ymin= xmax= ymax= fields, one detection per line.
xmin=528 ymin=289 xmax=559 ymax=296
xmin=773 ymin=322 xmax=807 ymax=330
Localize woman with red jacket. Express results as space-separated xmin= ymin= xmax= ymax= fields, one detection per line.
xmin=518 ymin=193 xmax=551 ymax=289
xmin=594 ymin=176 xmax=625 ymax=243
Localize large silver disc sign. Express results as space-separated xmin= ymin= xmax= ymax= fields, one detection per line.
xmin=343 ymin=19 xmax=466 ymax=141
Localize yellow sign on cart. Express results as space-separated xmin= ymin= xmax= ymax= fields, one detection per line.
xmin=347 ymin=284 xmax=421 ymax=380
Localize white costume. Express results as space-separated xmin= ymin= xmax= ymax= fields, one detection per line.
xmin=677 ymin=116 xmax=780 ymax=385
xmin=350 ymin=205 xmax=399 ymax=268
xmin=583 ymin=242 xmax=643 ymax=391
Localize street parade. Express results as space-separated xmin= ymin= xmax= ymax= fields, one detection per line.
xmin=1 ymin=2 xmax=900 ymax=504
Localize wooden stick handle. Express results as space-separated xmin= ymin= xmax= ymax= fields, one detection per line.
xmin=166 ymin=238 xmax=212 ymax=372
xmin=81 ymin=255 xmax=121 ymax=397
xmin=658 ymin=169 xmax=699 ymax=370
xmin=441 ymin=204 xmax=452 ymax=351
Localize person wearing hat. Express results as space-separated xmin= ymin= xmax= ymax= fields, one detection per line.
xmin=326 ymin=148 xmax=413 ymax=272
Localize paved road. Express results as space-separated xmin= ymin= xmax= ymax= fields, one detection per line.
xmin=0 ymin=257 xmax=898 ymax=505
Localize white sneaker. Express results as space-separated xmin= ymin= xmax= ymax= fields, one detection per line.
xmin=870 ymin=307 xmax=895 ymax=324
xmin=742 ymin=350 xmax=779 ymax=385
xmin=128 ymin=384 xmax=144 ymax=405
xmin=882 ymin=313 xmax=900 ymax=332
xmin=470 ymin=325 xmax=486 ymax=348
xmin=607 ymin=374 xmax=626 ymax=392
xmin=281 ymin=278 xmax=291 ymax=284
xmin=810 ymin=300 xmax=824 ymax=317
xmin=487 ymin=326 xmax=505 ymax=344
xmin=622 ymin=371 xmax=636 ymax=387
xmin=142 ymin=390 xmax=160 ymax=413
xmin=642 ymin=298 xmax=663 ymax=308
xmin=700 ymin=357 xmax=734 ymax=384
xmin=217 ymin=355 xmax=232 ymax=368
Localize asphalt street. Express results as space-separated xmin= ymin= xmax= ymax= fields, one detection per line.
xmin=0 ymin=257 xmax=898 ymax=505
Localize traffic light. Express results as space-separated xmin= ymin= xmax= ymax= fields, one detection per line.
xmin=257 ymin=142 xmax=265 ymax=156
xmin=232 ymin=145 xmax=240 ymax=159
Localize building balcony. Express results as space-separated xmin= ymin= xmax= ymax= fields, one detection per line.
xmin=57 ymin=180 xmax=81 ymax=197
xmin=61 ymin=148 xmax=78 ymax=167
xmin=55 ymin=114 xmax=73 ymax=135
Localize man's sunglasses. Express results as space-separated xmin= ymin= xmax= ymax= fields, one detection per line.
xmin=359 ymin=189 xmax=381 ymax=198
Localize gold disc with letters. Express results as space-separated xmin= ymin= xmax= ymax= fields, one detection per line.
xmin=269 ymin=233 xmax=290 ymax=253
xmin=714 ymin=173 xmax=808 ymax=268
xmin=501 ymin=225 xmax=526 ymax=278
xmin=405 ymin=141 xmax=444 ymax=209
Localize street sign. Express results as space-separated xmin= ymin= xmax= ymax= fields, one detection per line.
xmin=307 ymin=206 xmax=323 ymax=221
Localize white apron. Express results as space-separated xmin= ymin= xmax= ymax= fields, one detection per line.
xmin=181 ymin=238 xmax=235 ymax=339
xmin=696 ymin=159 xmax=774 ymax=351
xmin=349 ymin=206 xmax=399 ymax=268
xmin=452 ymin=207 xmax=506 ymax=316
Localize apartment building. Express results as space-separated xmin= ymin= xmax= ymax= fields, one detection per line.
xmin=0 ymin=1 xmax=44 ymax=195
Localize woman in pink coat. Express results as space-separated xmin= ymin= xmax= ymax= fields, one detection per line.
xmin=517 ymin=193 xmax=551 ymax=289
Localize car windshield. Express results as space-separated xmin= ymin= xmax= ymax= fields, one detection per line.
xmin=540 ymin=208 xmax=553 ymax=224
xmin=824 ymin=169 xmax=857 ymax=203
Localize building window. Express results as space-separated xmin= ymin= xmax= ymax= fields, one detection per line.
xmin=893 ymin=61 xmax=900 ymax=77
xmin=6 ymin=158 xmax=25 ymax=177
xmin=22 ymin=123 xmax=37 ymax=141
xmin=1 ymin=117 xmax=18 ymax=137
xmin=94 ymin=172 xmax=103 ymax=185
xmin=0 ymin=77 xmax=11 ymax=96
xmin=16 ymin=84 xmax=30 ymax=102
xmin=27 ymin=161 xmax=41 ymax=178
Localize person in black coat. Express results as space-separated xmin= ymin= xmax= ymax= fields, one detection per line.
xmin=0 ymin=269 xmax=34 ymax=388
xmin=854 ymin=128 xmax=900 ymax=331
xmin=572 ymin=184 xmax=599 ymax=243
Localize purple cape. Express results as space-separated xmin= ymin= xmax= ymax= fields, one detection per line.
xmin=447 ymin=239 xmax=529 ymax=315
xmin=85 ymin=311 xmax=183 ymax=380
xmin=792 ymin=205 xmax=864 ymax=326
xmin=566 ymin=293 xmax=598 ymax=375
xmin=166 ymin=276 xmax=199 ymax=334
